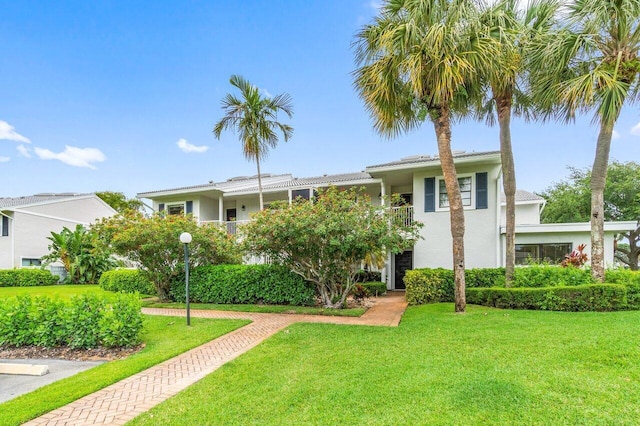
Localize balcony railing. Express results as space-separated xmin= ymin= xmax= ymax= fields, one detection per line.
xmin=199 ymin=220 xmax=250 ymax=235
xmin=391 ymin=206 xmax=414 ymax=227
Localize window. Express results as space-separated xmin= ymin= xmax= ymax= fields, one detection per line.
xmin=1 ymin=216 xmax=7 ymax=237
xmin=292 ymin=189 xmax=310 ymax=201
xmin=168 ymin=204 xmax=185 ymax=216
xmin=439 ymin=176 xmax=472 ymax=208
xmin=21 ymin=258 xmax=42 ymax=267
xmin=515 ymin=243 xmax=572 ymax=265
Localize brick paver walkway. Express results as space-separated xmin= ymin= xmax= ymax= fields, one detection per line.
xmin=24 ymin=292 xmax=407 ymax=425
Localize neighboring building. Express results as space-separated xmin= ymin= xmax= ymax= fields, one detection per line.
xmin=0 ymin=193 xmax=117 ymax=270
xmin=137 ymin=151 xmax=636 ymax=290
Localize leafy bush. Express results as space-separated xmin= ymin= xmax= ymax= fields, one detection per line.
xmin=405 ymin=269 xmax=448 ymax=304
xmin=354 ymin=270 xmax=382 ymax=283
xmin=605 ymin=269 xmax=640 ymax=309
xmin=467 ymin=284 xmax=627 ymax=312
xmin=360 ymin=281 xmax=387 ymax=297
xmin=170 ymin=264 xmax=316 ymax=306
xmin=511 ymin=266 xmax=592 ymax=288
xmin=0 ymin=269 xmax=59 ymax=287
xmin=99 ymin=269 xmax=155 ymax=295
xmin=0 ymin=293 xmax=143 ymax=348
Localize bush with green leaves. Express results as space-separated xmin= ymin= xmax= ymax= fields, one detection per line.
xmin=605 ymin=269 xmax=640 ymax=309
xmin=42 ymin=224 xmax=117 ymax=284
xmin=466 ymin=284 xmax=628 ymax=312
xmin=94 ymin=211 xmax=241 ymax=301
xmin=359 ymin=281 xmax=387 ymax=297
xmin=0 ymin=293 xmax=143 ymax=348
xmin=170 ymin=264 xmax=316 ymax=306
xmin=99 ymin=269 xmax=155 ymax=295
xmin=0 ymin=269 xmax=59 ymax=287
xmin=242 ymin=187 xmax=422 ymax=308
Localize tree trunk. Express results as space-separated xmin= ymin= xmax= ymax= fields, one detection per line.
xmin=496 ymin=94 xmax=516 ymax=287
xmin=256 ymin=155 xmax=264 ymax=211
xmin=431 ymin=105 xmax=466 ymax=313
xmin=590 ymin=121 xmax=614 ymax=282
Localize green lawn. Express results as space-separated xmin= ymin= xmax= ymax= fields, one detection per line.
xmin=129 ymin=304 xmax=640 ymax=425
xmin=0 ymin=284 xmax=143 ymax=300
xmin=143 ymin=301 xmax=366 ymax=317
xmin=0 ymin=315 xmax=249 ymax=426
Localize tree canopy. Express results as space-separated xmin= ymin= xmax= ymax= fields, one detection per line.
xmin=241 ymin=187 xmax=423 ymax=308
xmin=96 ymin=191 xmax=143 ymax=214
xmin=539 ymin=161 xmax=640 ymax=269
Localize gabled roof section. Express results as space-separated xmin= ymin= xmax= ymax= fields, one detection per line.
xmin=0 ymin=193 xmax=94 ymax=209
xmin=501 ymin=190 xmax=545 ymax=204
xmin=366 ymin=150 xmax=501 ymax=171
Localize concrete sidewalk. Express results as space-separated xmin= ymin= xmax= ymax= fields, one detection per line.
xmin=23 ymin=292 xmax=408 ymax=425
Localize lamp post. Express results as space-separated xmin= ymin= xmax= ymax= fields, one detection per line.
xmin=179 ymin=232 xmax=192 ymax=325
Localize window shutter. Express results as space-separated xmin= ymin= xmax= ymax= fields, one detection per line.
xmin=158 ymin=203 xmax=165 ymax=212
xmin=2 ymin=216 xmax=8 ymax=237
xmin=476 ymin=172 xmax=488 ymax=209
xmin=186 ymin=201 xmax=193 ymax=214
xmin=424 ymin=177 xmax=435 ymax=212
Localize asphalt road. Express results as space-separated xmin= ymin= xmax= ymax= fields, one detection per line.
xmin=0 ymin=358 xmax=103 ymax=404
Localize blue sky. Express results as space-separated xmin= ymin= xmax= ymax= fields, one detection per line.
xmin=2 ymin=0 xmax=639 ymax=199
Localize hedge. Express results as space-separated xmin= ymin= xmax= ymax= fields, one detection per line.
xmin=170 ymin=264 xmax=316 ymax=306
xmin=99 ymin=269 xmax=155 ymax=296
xmin=0 ymin=293 xmax=143 ymax=348
xmin=360 ymin=281 xmax=387 ymax=297
xmin=466 ymin=284 xmax=627 ymax=312
xmin=0 ymin=269 xmax=59 ymax=287
xmin=604 ymin=269 xmax=640 ymax=309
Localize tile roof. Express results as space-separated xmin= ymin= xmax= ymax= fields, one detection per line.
xmin=501 ymin=190 xmax=545 ymax=203
xmin=239 ymin=172 xmax=376 ymax=193
xmin=0 ymin=193 xmax=92 ymax=209
xmin=367 ymin=150 xmax=501 ymax=169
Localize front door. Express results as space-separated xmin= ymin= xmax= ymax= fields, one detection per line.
xmin=226 ymin=208 xmax=237 ymax=221
xmin=394 ymin=250 xmax=413 ymax=290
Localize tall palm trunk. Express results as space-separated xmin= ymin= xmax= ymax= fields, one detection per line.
xmin=496 ymin=93 xmax=516 ymax=286
xmin=590 ymin=120 xmax=615 ymax=282
xmin=256 ymin=154 xmax=264 ymax=211
xmin=432 ymin=105 xmax=466 ymax=313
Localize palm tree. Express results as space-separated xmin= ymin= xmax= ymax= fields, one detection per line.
xmin=353 ymin=0 xmax=497 ymax=312
xmin=476 ymin=0 xmax=559 ymax=286
xmin=214 ymin=75 xmax=294 ymax=210
xmin=529 ymin=0 xmax=640 ymax=281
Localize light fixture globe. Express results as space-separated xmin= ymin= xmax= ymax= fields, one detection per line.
xmin=179 ymin=232 xmax=192 ymax=244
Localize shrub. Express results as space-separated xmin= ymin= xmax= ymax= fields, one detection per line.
xmin=360 ymin=281 xmax=387 ymax=297
xmin=605 ymin=269 xmax=640 ymax=309
xmin=512 ymin=266 xmax=592 ymax=288
xmin=0 ymin=269 xmax=59 ymax=287
xmin=350 ymin=284 xmax=370 ymax=302
xmin=99 ymin=269 xmax=155 ymax=295
xmin=354 ymin=270 xmax=382 ymax=283
xmin=405 ymin=269 xmax=449 ymax=305
xmin=0 ymin=293 xmax=143 ymax=349
xmin=467 ymin=284 xmax=627 ymax=312
xmin=170 ymin=264 xmax=316 ymax=306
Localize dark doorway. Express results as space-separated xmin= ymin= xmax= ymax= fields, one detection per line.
xmin=226 ymin=208 xmax=237 ymax=221
xmin=394 ymin=251 xmax=413 ymax=290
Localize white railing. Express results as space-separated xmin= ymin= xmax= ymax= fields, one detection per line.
xmin=391 ymin=206 xmax=414 ymax=227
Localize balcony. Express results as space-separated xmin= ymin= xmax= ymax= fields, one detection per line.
xmin=392 ymin=205 xmax=414 ymax=227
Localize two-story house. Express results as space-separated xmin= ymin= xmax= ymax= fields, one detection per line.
xmin=137 ymin=150 xmax=636 ymax=290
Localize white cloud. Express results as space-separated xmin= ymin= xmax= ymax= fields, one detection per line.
xmin=0 ymin=156 xmax=9 ymax=162
xmin=0 ymin=121 xmax=31 ymax=143
xmin=16 ymin=144 xmax=31 ymax=158
xmin=612 ymin=129 xmax=620 ymax=139
xmin=176 ymin=138 xmax=209 ymax=153
xmin=631 ymin=122 xmax=640 ymax=136
xmin=34 ymin=145 xmax=106 ymax=169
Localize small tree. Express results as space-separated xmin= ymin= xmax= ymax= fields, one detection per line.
xmin=241 ymin=187 xmax=423 ymax=308
xmin=94 ymin=212 xmax=241 ymax=300
xmin=96 ymin=191 xmax=144 ymax=214
xmin=42 ymin=224 xmax=116 ymax=284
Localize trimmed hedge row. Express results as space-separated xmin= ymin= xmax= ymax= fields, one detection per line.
xmin=0 ymin=269 xmax=59 ymax=287
xmin=0 ymin=293 xmax=143 ymax=348
xmin=406 ymin=267 xmax=640 ymax=311
xmin=99 ymin=269 xmax=155 ymax=295
xmin=170 ymin=264 xmax=316 ymax=306
xmin=359 ymin=281 xmax=387 ymax=297
xmin=467 ymin=284 xmax=628 ymax=312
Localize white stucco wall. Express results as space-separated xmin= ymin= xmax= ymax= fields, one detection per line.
xmin=501 ymin=203 xmax=542 ymax=226
xmin=412 ymin=163 xmax=502 ymax=270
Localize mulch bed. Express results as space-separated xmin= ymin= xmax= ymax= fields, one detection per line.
xmin=0 ymin=344 xmax=145 ymax=362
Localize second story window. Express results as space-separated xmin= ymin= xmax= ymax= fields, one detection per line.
xmin=168 ymin=204 xmax=185 ymax=215
xmin=439 ymin=176 xmax=472 ymax=208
